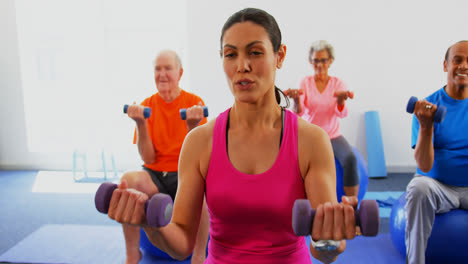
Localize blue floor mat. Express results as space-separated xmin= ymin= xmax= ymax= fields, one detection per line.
xmin=0 ymin=224 xmax=404 ymax=264
xmin=364 ymin=191 xmax=404 ymax=218
xmin=0 ymin=224 xmax=190 ymax=264
xmin=307 ymin=234 xmax=404 ymax=264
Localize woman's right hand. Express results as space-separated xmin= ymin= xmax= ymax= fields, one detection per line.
xmin=126 ymin=103 xmax=147 ymax=124
xmin=284 ymin=88 xmax=303 ymax=100
xmin=107 ymin=180 xmax=149 ymax=226
xmin=333 ymin=91 xmax=354 ymax=105
xmin=309 ymin=196 xmax=358 ymax=263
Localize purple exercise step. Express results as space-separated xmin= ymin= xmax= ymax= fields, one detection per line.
xmin=94 ymin=182 xmax=173 ymax=227
xmin=292 ymin=199 xmax=379 ymax=237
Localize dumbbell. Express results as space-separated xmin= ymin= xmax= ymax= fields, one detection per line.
xmin=95 ymin=182 xmax=173 ymax=227
xmin=123 ymin=105 xmax=151 ymax=119
xmin=333 ymin=90 xmax=354 ymax=99
xmin=406 ymin=96 xmax=446 ymax=123
xmin=292 ymin=199 xmax=380 ymax=237
xmin=284 ymin=89 xmax=304 ymax=96
xmin=180 ymin=106 xmax=209 ymax=120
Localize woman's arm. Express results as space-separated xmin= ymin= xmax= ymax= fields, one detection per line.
xmin=297 ymin=118 xmax=357 ymax=263
xmin=298 ymin=119 xmax=336 ymax=206
xmin=333 ymin=79 xmax=351 ymax=117
xmin=292 ymin=97 xmax=303 ymax=114
xmin=108 ymin=122 xmax=213 ymax=260
xmin=145 ymin=124 xmax=210 ymax=258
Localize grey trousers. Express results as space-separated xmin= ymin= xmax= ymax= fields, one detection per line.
xmin=405 ymin=175 xmax=468 ymax=264
xmin=331 ymin=135 xmax=359 ymax=186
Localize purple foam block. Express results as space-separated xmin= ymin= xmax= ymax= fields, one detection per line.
xmin=95 ymin=182 xmax=118 ymax=214
xmin=146 ymin=193 xmax=173 ymax=227
xmin=292 ymin=199 xmax=314 ymax=236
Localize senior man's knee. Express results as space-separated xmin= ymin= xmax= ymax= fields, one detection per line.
xmin=406 ymin=176 xmax=437 ymax=204
xmin=120 ymin=171 xmax=148 ymax=189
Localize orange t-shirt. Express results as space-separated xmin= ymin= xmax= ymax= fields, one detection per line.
xmin=133 ymin=90 xmax=207 ymax=172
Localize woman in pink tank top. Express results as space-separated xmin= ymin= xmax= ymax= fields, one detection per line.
xmin=106 ymin=8 xmax=359 ymax=264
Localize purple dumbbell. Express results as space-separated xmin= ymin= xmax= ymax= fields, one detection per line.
xmin=123 ymin=105 xmax=151 ymax=119
xmin=95 ymin=182 xmax=173 ymax=227
xmin=292 ymin=199 xmax=380 ymax=237
xmin=406 ymin=96 xmax=446 ymax=123
xmin=180 ymin=106 xmax=209 ymax=120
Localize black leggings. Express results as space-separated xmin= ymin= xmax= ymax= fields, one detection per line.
xmin=331 ymin=135 xmax=359 ymax=186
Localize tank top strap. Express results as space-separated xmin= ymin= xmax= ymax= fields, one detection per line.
xmin=207 ymin=108 xmax=231 ymax=181
xmin=280 ymin=109 xmax=299 ymax=170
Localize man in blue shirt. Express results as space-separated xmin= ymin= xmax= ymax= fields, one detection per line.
xmin=407 ymin=40 xmax=468 ymax=264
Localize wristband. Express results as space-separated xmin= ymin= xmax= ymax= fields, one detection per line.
xmin=337 ymin=103 xmax=345 ymax=112
xmin=310 ymin=238 xmax=340 ymax=251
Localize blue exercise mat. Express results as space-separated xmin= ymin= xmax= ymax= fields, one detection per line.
xmin=307 ymin=234 xmax=404 ymax=264
xmin=364 ymin=191 xmax=404 ymax=218
xmin=0 ymin=224 xmax=190 ymax=264
xmin=365 ymin=111 xmax=388 ymax=178
xmin=0 ymin=224 xmax=403 ymax=264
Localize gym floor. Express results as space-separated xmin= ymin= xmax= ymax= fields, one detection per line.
xmin=0 ymin=170 xmax=413 ymax=260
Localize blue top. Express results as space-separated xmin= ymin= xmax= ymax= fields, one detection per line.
xmin=411 ymin=86 xmax=468 ymax=186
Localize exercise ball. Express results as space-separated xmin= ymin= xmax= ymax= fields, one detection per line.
xmin=390 ymin=192 xmax=468 ymax=264
xmin=140 ymin=229 xmax=179 ymax=259
xmin=335 ymin=146 xmax=368 ymax=203
xmin=389 ymin=193 xmax=407 ymax=257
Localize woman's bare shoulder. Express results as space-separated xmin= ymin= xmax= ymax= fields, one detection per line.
xmin=297 ymin=116 xmax=329 ymax=142
xmin=181 ymin=118 xmax=217 ymax=178
xmin=184 ymin=118 xmax=216 ymax=147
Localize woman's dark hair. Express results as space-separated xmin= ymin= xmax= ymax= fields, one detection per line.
xmin=220 ymin=8 xmax=289 ymax=108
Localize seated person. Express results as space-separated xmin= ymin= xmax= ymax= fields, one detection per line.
xmin=406 ymin=40 xmax=468 ymax=264
xmin=122 ymin=49 xmax=209 ymax=264
xmin=287 ymin=40 xmax=358 ymax=197
xmin=109 ymin=8 xmax=359 ymax=264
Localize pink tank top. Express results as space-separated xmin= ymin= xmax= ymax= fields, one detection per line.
xmin=204 ymin=108 xmax=312 ymax=264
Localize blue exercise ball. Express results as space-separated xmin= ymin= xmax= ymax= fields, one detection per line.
xmin=140 ymin=229 xmax=180 ymax=259
xmin=389 ymin=193 xmax=407 ymax=257
xmin=141 ymin=229 xmax=197 ymax=260
xmin=335 ymin=146 xmax=368 ymax=203
xmin=390 ymin=192 xmax=468 ymax=264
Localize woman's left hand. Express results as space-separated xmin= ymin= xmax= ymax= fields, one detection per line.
xmin=333 ymin=91 xmax=354 ymax=105
xmin=310 ymin=196 xmax=359 ymax=263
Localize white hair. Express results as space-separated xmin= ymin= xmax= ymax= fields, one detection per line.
xmin=153 ymin=49 xmax=182 ymax=69
xmin=309 ymin=40 xmax=335 ymax=61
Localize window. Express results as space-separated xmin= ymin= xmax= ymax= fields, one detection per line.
xmin=15 ymin=0 xmax=189 ymax=157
